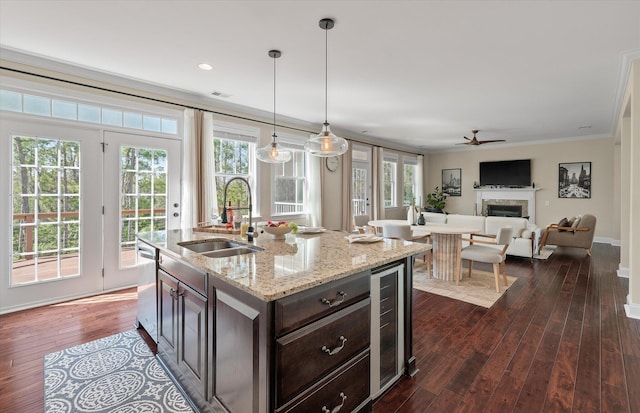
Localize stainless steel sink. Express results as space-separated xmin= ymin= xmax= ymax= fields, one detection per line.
xmin=201 ymin=247 xmax=260 ymax=258
xmin=178 ymin=238 xmax=263 ymax=257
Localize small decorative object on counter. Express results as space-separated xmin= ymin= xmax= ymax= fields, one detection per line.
xmin=417 ymin=213 xmax=425 ymax=225
xmin=247 ymin=226 xmax=254 ymax=242
xmin=241 ymin=216 xmax=249 ymax=238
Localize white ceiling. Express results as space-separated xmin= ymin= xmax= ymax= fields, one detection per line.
xmin=1 ymin=0 xmax=639 ymax=151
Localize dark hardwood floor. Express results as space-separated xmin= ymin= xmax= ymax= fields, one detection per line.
xmin=1 ymin=243 xmax=638 ymax=412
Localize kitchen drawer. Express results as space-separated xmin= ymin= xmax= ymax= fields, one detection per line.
xmin=159 ymin=252 xmax=207 ymax=297
xmin=276 ymin=350 xmax=371 ymax=413
xmin=275 ymin=298 xmax=370 ymax=405
xmin=274 ymin=270 xmax=370 ymax=336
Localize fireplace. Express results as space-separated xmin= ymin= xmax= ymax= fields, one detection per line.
xmin=487 ymin=204 xmax=523 ymax=218
xmin=475 ymin=187 xmax=539 ymax=224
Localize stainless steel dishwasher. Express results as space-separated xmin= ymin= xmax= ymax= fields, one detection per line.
xmin=136 ymin=238 xmax=158 ymax=342
xmin=370 ymin=262 xmax=405 ymax=398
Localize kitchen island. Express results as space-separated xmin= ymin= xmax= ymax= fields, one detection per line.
xmin=137 ymin=229 xmax=429 ymax=413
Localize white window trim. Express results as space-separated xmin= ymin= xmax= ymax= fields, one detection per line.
xmin=212 ymin=120 xmax=259 ymax=216
xmin=269 ymin=133 xmax=307 ymax=219
xmin=383 ymin=152 xmax=398 ymax=208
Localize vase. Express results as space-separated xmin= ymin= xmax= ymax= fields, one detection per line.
xmin=417 ymin=213 xmax=425 ymax=225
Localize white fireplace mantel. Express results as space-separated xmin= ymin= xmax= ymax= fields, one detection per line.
xmin=474 ymin=187 xmax=540 ymax=224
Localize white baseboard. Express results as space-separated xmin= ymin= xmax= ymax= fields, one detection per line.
xmin=625 ymin=294 xmax=640 ymax=320
xmin=617 ymin=265 xmax=630 ymax=278
xmin=593 ymin=236 xmax=620 ymax=245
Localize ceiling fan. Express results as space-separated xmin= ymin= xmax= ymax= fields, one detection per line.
xmin=458 ymin=130 xmax=506 ymax=146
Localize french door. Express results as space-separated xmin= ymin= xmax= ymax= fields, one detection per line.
xmin=103 ymin=131 xmax=181 ymax=290
xmin=352 ymin=144 xmax=372 ymax=216
xmin=1 ymin=121 xmax=181 ymax=312
xmin=1 ymin=119 xmax=103 ymax=311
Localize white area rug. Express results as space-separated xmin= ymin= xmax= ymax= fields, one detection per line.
xmin=44 ymin=330 xmax=194 ymax=413
xmin=413 ymin=263 xmax=517 ymax=308
xmin=534 ymin=245 xmax=556 ymax=260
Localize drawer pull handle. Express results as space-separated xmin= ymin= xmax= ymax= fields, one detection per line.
xmin=321 ymin=291 xmax=346 ymax=307
xmin=321 ymin=392 xmax=347 ymax=413
xmin=321 ymin=336 xmax=347 ymax=356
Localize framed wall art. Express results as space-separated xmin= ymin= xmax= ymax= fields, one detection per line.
xmin=442 ymin=168 xmax=461 ymax=197
xmin=558 ymin=162 xmax=591 ymax=199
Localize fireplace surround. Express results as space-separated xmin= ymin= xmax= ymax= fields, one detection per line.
xmin=475 ymin=187 xmax=539 ymax=224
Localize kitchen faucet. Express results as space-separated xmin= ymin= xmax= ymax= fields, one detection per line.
xmin=220 ymin=177 xmax=252 ymax=232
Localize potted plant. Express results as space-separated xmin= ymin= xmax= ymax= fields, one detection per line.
xmin=425 ymin=186 xmax=447 ymax=213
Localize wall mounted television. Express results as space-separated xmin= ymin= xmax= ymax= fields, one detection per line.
xmin=479 ymin=159 xmax=531 ymax=187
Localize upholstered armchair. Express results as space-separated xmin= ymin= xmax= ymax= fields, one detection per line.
xmin=540 ymin=214 xmax=597 ymax=256
xmin=382 ymin=224 xmax=432 ymax=276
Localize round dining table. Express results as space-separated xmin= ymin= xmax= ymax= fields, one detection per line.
xmin=369 ymin=220 xmax=480 ymax=281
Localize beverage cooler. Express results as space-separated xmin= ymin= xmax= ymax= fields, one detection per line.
xmin=370 ymin=262 xmax=405 ymax=398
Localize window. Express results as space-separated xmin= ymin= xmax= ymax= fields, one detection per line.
xmin=1 ymin=89 xmax=179 ymax=135
xmin=383 ymin=154 xmax=398 ymax=208
xmin=403 ymin=156 xmax=418 ymax=206
xmin=272 ymin=140 xmax=306 ymax=216
xmin=212 ymin=129 xmax=256 ymax=215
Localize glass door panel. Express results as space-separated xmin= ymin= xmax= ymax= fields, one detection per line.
xmin=103 ymin=131 xmax=180 ymax=290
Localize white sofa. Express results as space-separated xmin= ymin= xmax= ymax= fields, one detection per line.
xmin=420 ymin=212 xmax=541 ymax=259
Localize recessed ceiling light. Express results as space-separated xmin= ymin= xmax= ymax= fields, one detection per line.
xmin=198 ymin=63 xmax=213 ymax=71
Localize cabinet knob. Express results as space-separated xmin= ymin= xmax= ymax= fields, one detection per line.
xmin=321 ymin=392 xmax=347 ymax=413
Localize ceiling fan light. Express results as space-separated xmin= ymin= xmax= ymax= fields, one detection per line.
xmin=304 ymin=122 xmax=348 ymax=157
xmin=257 ymin=138 xmax=292 ymax=163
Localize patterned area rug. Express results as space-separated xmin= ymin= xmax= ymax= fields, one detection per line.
xmin=413 ymin=263 xmax=517 ymax=308
xmin=44 ymin=330 xmax=194 ymax=413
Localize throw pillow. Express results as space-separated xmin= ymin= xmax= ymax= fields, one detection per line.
xmin=567 ymin=216 xmax=576 ymax=227
xmin=571 ymin=215 xmax=582 ymax=229
xmin=521 ymin=229 xmax=532 ymax=239
xmin=558 ymin=217 xmax=569 ymax=231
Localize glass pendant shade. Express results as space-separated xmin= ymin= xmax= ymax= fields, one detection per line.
xmin=307 ymin=18 xmax=348 ymax=158
xmin=258 ymin=49 xmax=291 ymax=164
xmin=304 ymin=122 xmax=348 ymax=157
xmin=257 ymin=136 xmax=292 ymax=163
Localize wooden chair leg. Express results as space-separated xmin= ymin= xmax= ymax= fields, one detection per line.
xmin=493 ymin=263 xmax=501 ymax=293
xmin=586 ymin=248 xmax=591 ymax=256
xmin=468 ymin=261 xmax=473 ymax=279
xmin=501 ymin=260 xmax=508 ymax=285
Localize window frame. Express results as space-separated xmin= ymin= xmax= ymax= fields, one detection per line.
xmin=402 ymin=155 xmax=418 ymax=207
xmin=211 ymin=122 xmax=259 ymax=217
xmin=269 ymin=134 xmax=307 ymax=218
xmin=383 ymin=153 xmax=398 ymax=208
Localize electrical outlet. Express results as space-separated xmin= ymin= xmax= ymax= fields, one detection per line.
xmin=545 ymin=200 xmax=550 ymax=207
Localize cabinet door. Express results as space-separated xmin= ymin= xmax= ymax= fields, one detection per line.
xmin=158 ymin=270 xmax=178 ymax=360
xmin=178 ymin=283 xmax=208 ymax=399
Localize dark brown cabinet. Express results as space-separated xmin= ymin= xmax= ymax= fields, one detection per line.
xmin=157 ymin=255 xmax=208 ymax=401
xmin=148 ymin=246 xmax=413 ymax=413
xmin=274 ymin=270 xmax=372 ymax=412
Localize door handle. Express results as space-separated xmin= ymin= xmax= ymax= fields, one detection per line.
xmin=173 ymin=212 xmax=179 ymax=217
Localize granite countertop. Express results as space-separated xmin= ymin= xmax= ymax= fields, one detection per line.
xmin=138 ymin=228 xmax=429 ymax=302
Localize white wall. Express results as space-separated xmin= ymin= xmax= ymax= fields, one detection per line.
xmin=424 ymin=137 xmax=617 ymax=240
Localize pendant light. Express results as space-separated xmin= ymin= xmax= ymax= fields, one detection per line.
xmin=257 ymin=50 xmax=292 ymax=164
xmin=305 ymin=18 xmax=348 ymax=157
